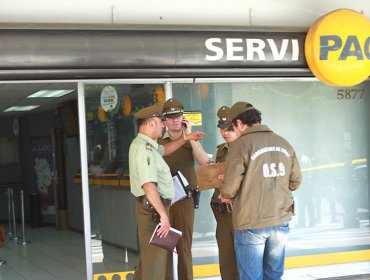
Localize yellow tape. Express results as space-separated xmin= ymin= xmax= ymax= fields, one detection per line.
xmin=93 ymin=271 xmax=134 ymax=280
xmin=93 ymin=250 xmax=370 ymax=279
xmin=301 ymin=158 xmax=367 ymax=172
xmin=285 ymin=249 xmax=370 ymax=268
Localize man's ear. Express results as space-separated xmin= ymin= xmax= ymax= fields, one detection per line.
xmin=149 ymin=119 xmax=155 ymax=128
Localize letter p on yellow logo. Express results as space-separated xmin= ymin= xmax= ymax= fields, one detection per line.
xmin=305 ymin=9 xmax=370 ymax=86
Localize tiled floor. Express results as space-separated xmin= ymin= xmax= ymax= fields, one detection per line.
xmin=0 ymin=227 xmax=87 ymax=280
xmin=1 ymin=226 xmax=370 ymax=280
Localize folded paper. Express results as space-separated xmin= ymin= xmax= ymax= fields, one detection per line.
xmin=195 ymin=162 xmax=224 ymax=190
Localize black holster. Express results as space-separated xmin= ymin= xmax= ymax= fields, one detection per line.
xmin=192 ymin=188 xmax=201 ymax=209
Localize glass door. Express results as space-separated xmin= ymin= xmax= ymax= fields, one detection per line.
xmin=78 ymin=81 xmax=171 ymax=279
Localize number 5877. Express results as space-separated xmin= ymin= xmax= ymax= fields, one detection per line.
xmin=337 ymin=89 xmax=365 ymax=100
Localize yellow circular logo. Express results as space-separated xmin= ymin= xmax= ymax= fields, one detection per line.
xmin=305 ymin=9 xmax=370 ymax=86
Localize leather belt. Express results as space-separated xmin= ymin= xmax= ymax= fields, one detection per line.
xmin=186 ymin=189 xmax=195 ymax=198
xmin=137 ymin=195 xmax=171 ymax=207
xmin=137 ymin=195 xmax=171 ymax=223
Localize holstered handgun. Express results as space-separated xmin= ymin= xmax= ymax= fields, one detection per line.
xmin=192 ymin=188 xmax=201 ymax=209
xmin=141 ymin=196 xmax=161 ymax=223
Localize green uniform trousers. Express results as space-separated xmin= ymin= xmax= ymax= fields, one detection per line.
xmin=134 ymin=200 xmax=169 ymax=280
xmin=165 ymin=197 xmax=194 ymax=280
xmin=212 ymin=207 xmax=239 ymax=280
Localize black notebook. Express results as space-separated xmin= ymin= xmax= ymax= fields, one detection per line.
xmin=149 ymin=223 xmax=182 ymax=252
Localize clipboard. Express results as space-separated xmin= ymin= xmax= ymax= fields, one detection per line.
xmin=172 ymin=171 xmax=188 ymax=204
xmin=195 ymin=162 xmax=224 ymax=190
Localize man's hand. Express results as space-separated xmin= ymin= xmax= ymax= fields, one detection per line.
xmin=157 ymin=214 xmax=171 ymax=238
xmin=182 ymin=117 xmax=192 ymax=134
xmin=219 ymin=194 xmax=233 ymax=204
xmin=162 ymin=131 xmax=206 ymax=156
xmin=186 ymin=131 xmax=206 ymax=141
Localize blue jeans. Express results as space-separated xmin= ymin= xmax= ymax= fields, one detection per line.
xmin=234 ymin=222 xmax=290 ymax=280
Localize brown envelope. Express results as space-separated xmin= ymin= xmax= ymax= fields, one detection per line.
xmin=196 ymin=162 xmax=224 ymax=190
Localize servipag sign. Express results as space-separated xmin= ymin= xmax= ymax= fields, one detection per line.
xmin=305 ymin=9 xmax=370 ymax=86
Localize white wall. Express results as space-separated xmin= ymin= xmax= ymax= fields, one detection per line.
xmin=0 ymin=0 xmax=367 ymax=27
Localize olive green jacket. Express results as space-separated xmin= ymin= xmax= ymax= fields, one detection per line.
xmin=221 ymin=125 xmax=302 ymax=230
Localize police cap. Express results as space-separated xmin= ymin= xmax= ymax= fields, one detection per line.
xmin=229 ymin=101 xmax=255 ymax=121
xmin=217 ymin=106 xmax=231 ymax=128
xmin=162 ymin=98 xmax=184 ymax=118
xmin=134 ymin=102 xmax=163 ymax=120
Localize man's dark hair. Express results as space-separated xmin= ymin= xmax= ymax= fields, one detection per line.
xmin=234 ymin=108 xmax=262 ymax=126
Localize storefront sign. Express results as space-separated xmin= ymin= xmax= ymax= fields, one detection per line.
xmin=205 ymin=38 xmax=299 ymax=61
xmin=305 ymin=9 xmax=370 ymax=86
xmin=0 ymin=29 xmax=308 ymax=80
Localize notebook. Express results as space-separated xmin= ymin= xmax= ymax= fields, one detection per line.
xmin=149 ymin=223 xmax=182 ymax=252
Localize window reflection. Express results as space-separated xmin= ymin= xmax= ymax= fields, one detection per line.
xmin=173 ymin=81 xmax=370 ymax=262
xmin=82 ymin=80 xmax=370 ymax=275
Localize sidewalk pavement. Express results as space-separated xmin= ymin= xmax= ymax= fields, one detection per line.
xmin=195 ymin=261 xmax=370 ymax=280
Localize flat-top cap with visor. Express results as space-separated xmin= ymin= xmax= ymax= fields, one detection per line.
xmin=134 ymin=102 xmax=163 ymax=120
xmin=229 ymin=101 xmax=255 ymax=121
xmin=217 ymin=106 xmax=231 ymax=128
xmin=162 ymin=98 xmax=184 ymax=118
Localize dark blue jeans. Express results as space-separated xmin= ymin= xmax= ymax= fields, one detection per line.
xmin=234 ymin=222 xmax=290 ymax=280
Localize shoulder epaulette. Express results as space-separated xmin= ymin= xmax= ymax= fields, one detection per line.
xmin=217 ymin=143 xmax=227 ymax=149
xmin=146 ymin=143 xmax=153 ymax=151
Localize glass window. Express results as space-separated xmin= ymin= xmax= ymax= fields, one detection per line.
xmin=172 ymin=80 xmax=370 ymax=263
xmin=81 ymin=79 xmax=370 ymax=277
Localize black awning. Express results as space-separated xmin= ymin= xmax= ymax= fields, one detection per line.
xmin=0 ymin=28 xmax=309 ymax=80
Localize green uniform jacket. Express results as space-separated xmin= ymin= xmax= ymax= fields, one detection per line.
xmin=129 ymin=133 xmax=174 ymax=200
xmin=221 ymin=125 xmax=302 ymax=230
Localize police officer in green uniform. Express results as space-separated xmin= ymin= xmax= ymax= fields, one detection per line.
xmin=129 ymin=102 xmax=205 ymax=280
xmin=158 ymin=98 xmax=209 ymax=280
xmin=210 ymin=105 xmax=240 ymax=280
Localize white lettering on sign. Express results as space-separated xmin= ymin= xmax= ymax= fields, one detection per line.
xmin=226 ymin=38 xmax=244 ymax=60
xmin=205 ymin=38 xmax=223 ymax=60
xmin=32 ymin=144 xmax=51 ymax=154
xmin=205 ymin=38 xmax=299 ymax=61
xmin=246 ymin=39 xmax=265 ymax=60
xmin=251 ymin=146 xmax=290 ymax=160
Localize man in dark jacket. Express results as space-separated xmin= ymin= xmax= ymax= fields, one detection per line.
xmin=220 ymin=102 xmax=302 ymax=280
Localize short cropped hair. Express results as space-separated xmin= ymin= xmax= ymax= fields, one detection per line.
xmin=234 ymin=108 xmax=262 ymax=126
xmin=137 ymin=118 xmax=148 ymax=127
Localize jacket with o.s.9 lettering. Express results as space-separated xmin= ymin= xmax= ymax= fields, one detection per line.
xmin=221 ymin=124 xmax=302 ymax=230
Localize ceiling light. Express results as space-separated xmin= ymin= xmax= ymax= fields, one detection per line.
xmin=27 ymin=89 xmax=74 ymax=98
xmin=4 ymin=105 xmax=40 ymax=112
